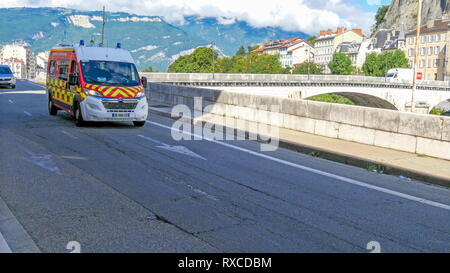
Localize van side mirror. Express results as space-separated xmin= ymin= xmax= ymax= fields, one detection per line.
xmin=69 ymin=73 xmax=79 ymax=86
xmin=141 ymin=76 xmax=148 ymax=88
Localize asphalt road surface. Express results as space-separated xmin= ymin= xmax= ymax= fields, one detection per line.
xmin=0 ymin=79 xmax=449 ymax=253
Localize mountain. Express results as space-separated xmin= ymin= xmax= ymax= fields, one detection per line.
xmin=0 ymin=7 xmax=308 ymax=71
xmin=379 ymin=0 xmax=450 ymax=32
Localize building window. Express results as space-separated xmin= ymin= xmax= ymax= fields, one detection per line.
xmin=421 ymin=36 xmax=426 ymax=43
xmin=434 ymin=59 xmax=440 ymax=67
xmin=435 ymin=34 xmax=441 ymax=42
xmin=420 ymin=59 xmax=425 ymax=68
xmin=428 ymin=47 xmax=433 ymax=55
xmin=420 ymin=47 xmax=425 ymax=56
xmin=434 ymin=46 xmax=441 ymax=55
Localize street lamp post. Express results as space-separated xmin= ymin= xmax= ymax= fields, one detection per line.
xmin=211 ymin=41 xmax=215 ymax=81
xmin=411 ymin=0 xmax=423 ymax=112
xmin=307 ymin=48 xmax=311 ymax=81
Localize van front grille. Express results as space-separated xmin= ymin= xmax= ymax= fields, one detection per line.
xmin=102 ymin=102 xmax=138 ymax=110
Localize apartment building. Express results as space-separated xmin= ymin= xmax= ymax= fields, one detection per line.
xmin=405 ymin=18 xmax=450 ymax=81
xmin=3 ymin=58 xmax=27 ymax=78
xmin=0 ymin=43 xmax=37 ymax=79
xmin=251 ymin=37 xmax=314 ymax=68
xmin=314 ymin=28 xmax=364 ymax=74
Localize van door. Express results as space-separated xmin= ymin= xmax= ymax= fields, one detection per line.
xmin=58 ymin=60 xmax=70 ymax=107
xmin=68 ymin=60 xmax=79 ymax=106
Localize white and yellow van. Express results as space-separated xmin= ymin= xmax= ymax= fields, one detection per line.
xmin=47 ymin=41 xmax=148 ymax=127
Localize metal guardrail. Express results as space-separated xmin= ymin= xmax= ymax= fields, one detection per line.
xmin=141 ymin=72 xmax=450 ymax=91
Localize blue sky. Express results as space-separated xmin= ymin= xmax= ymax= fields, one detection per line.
xmin=0 ymin=0 xmax=390 ymax=35
xmin=358 ymin=0 xmax=391 ymax=12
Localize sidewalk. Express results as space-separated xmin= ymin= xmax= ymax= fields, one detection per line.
xmin=149 ymin=104 xmax=450 ymax=188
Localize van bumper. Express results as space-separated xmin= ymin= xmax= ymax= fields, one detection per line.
xmin=80 ymin=96 xmax=148 ymax=122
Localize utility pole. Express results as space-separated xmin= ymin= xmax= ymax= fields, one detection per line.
xmin=100 ymin=6 xmax=106 ymax=47
xmin=411 ymin=0 xmax=422 ymax=112
xmin=307 ymin=48 xmax=311 ymax=80
xmin=211 ymin=41 xmax=215 ymax=80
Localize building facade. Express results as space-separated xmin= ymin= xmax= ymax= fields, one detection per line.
xmin=405 ymin=18 xmax=450 ymax=81
xmin=0 ymin=43 xmax=37 ymax=79
xmin=314 ymin=28 xmax=364 ymax=73
xmin=251 ymin=37 xmax=314 ymax=68
xmin=3 ymin=58 xmax=27 ymax=78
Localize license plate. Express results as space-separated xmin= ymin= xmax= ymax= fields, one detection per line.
xmin=112 ymin=113 xmax=130 ymax=118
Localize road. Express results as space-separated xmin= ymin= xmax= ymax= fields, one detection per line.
xmin=0 ymin=79 xmax=449 ymax=253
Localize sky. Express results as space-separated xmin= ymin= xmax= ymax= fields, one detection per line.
xmin=0 ymin=0 xmax=393 ymax=35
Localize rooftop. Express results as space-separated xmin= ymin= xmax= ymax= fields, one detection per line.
xmin=406 ymin=19 xmax=450 ymax=36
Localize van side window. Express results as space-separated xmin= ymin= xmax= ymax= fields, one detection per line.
xmin=59 ymin=60 xmax=69 ymax=80
xmin=49 ymin=61 xmax=57 ymax=76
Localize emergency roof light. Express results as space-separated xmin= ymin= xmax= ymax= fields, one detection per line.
xmin=80 ymin=40 xmax=85 ymax=46
xmin=116 ymin=42 xmax=122 ymax=49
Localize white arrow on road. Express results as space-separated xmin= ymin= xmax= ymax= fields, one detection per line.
xmin=138 ymin=135 xmax=206 ymax=160
xmin=23 ymin=149 xmax=61 ymax=175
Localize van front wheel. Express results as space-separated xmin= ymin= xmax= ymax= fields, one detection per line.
xmin=74 ymin=104 xmax=85 ymax=127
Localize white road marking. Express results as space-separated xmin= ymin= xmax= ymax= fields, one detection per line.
xmin=23 ymin=111 xmax=32 ymax=117
xmin=0 ymin=232 xmax=12 ymax=253
xmin=23 ymin=149 xmax=61 ymax=175
xmin=8 ymin=99 xmax=13 ymax=104
xmin=0 ymin=91 xmax=45 ymax=95
xmin=61 ymin=130 xmax=78 ymax=139
xmin=138 ymin=134 xmax=206 ymax=160
xmin=148 ymin=121 xmax=450 ymax=212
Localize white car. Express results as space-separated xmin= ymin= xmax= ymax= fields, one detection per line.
xmin=0 ymin=65 xmax=16 ymax=89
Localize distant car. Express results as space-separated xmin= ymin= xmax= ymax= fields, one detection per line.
xmin=0 ymin=65 xmax=16 ymax=89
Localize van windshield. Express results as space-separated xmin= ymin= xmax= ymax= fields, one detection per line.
xmin=0 ymin=67 xmax=12 ymax=74
xmin=81 ymin=61 xmax=140 ymax=86
xmin=386 ymin=73 xmax=396 ymax=78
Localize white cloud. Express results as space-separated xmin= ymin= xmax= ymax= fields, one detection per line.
xmin=0 ymin=0 xmax=375 ymax=35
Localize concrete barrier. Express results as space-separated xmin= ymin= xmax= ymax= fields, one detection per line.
xmin=147 ymin=83 xmax=450 ymax=160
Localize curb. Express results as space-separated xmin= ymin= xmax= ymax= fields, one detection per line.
xmin=0 ymin=196 xmax=41 ymax=253
xmin=149 ymin=107 xmax=450 ymax=189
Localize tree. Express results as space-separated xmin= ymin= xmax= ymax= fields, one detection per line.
xmin=328 ymin=53 xmax=353 ymax=75
xmin=362 ymin=53 xmax=382 ymax=77
xmin=142 ymin=66 xmax=158 ymax=72
xmin=307 ymin=36 xmax=317 ymax=46
xmin=168 ymin=47 xmax=218 ymax=73
xmin=247 ymin=45 xmax=260 ymax=53
xmin=372 ymin=5 xmax=390 ymax=34
xmin=235 ymin=46 xmax=246 ymax=56
xmin=292 ymin=62 xmax=324 ymax=75
xmin=362 ymin=50 xmax=409 ymax=77
xmin=247 ymin=53 xmax=287 ymax=74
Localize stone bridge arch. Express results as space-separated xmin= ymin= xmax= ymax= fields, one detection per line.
xmin=297 ymin=86 xmax=405 ymax=110
xmin=428 ymin=98 xmax=450 ymax=114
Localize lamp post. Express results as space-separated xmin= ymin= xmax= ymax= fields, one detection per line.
xmin=211 ymin=41 xmax=215 ymax=81
xmin=411 ymin=0 xmax=423 ymax=112
xmin=307 ymin=48 xmax=311 ymax=81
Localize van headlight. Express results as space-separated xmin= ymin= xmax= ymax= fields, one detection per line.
xmin=135 ymin=91 xmax=145 ymax=98
xmin=85 ymin=89 xmax=103 ymax=97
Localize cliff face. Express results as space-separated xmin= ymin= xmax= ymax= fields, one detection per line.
xmin=379 ymin=0 xmax=450 ymax=31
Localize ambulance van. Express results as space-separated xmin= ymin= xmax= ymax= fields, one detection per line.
xmin=47 ymin=41 xmax=148 ymax=127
